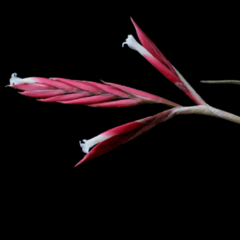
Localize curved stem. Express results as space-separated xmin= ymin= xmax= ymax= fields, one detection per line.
xmin=175 ymin=105 xmax=240 ymax=124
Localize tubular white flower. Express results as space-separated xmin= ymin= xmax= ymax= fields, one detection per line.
xmin=9 ymin=73 xmax=35 ymax=86
xmin=122 ymin=35 xmax=152 ymax=56
xmin=79 ymin=134 xmax=110 ymax=154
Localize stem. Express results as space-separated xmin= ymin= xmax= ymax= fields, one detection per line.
xmin=201 ymin=80 xmax=240 ymax=85
xmin=128 ymin=105 xmax=239 ymax=144
xmin=172 ymin=66 xmax=207 ymax=105
xmin=176 ymin=105 xmax=240 ymax=124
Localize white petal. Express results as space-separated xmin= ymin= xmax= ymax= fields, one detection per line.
xmin=122 ymin=35 xmax=151 ymax=56
xmin=9 ymin=73 xmax=35 ymax=86
xmin=79 ymin=134 xmax=110 ymax=154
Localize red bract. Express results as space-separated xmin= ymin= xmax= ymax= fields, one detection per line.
xmin=101 ymin=80 xmax=177 ymax=106
xmin=122 ymin=18 xmax=206 ymax=105
xmin=8 ymin=73 xmax=180 ymax=108
xmin=131 ymin=18 xmax=177 ymax=75
xmin=75 ymin=107 xmax=180 ymax=166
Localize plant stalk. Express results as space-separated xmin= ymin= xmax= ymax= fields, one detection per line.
xmin=175 ymin=105 xmax=240 ymax=124
xmin=201 ymin=80 xmax=240 ymax=85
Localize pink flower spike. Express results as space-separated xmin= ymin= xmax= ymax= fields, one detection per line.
xmin=9 ymin=73 xmax=180 ymax=107
xmin=75 ymin=107 xmax=182 ymax=166
xmin=130 ymin=17 xmax=177 ymax=75
xmin=122 ymin=21 xmax=206 ymax=105
xmin=75 ymin=121 xmax=143 ymax=166
xmin=122 ymin=35 xmax=180 ymax=85
xmin=75 ymin=132 xmax=137 ymax=166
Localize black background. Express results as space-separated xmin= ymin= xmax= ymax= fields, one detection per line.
xmin=1 ymin=1 xmax=240 ymax=235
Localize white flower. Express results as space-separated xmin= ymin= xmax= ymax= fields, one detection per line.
xmin=9 ymin=73 xmax=35 ymax=86
xmin=79 ymin=134 xmax=110 ymax=153
xmin=122 ymin=35 xmax=151 ymax=56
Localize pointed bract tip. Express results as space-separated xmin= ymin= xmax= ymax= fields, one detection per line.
xmin=130 ymin=17 xmax=137 ymax=27
xmin=101 ymin=80 xmax=113 ymax=86
xmin=74 ymin=160 xmax=83 ymax=167
xmin=100 ymin=79 xmax=107 ymax=84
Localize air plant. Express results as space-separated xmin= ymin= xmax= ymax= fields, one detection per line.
xmin=7 ymin=18 xmax=240 ymax=167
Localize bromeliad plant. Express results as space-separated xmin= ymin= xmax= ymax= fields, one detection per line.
xmin=7 ymin=18 xmax=240 ymax=166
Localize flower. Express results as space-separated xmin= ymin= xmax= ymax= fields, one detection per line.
xmin=122 ymin=35 xmax=150 ymax=56
xmin=76 ymin=121 xmax=144 ymax=166
xmin=122 ymin=18 xmax=206 ymax=105
xmin=9 ymin=73 xmax=35 ymax=85
xmin=75 ymin=107 xmax=181 ymax=166
xmin=8 ymin=73 xmax=180 ymax=107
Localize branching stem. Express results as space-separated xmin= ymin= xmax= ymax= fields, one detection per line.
xmin=175 ymin=105 xmax=240 ymax=124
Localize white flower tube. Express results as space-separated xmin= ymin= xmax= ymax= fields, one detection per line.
xmin=122 ymin=35 xmax=152 ymax=56
xmin=79 ymin=134 xmax=110 ymax=154
xmin=9 ymin=73 xmax=35 ymax=86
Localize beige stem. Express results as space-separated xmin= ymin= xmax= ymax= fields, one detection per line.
xmin=176 ymin=105 xmax=240 ymax=124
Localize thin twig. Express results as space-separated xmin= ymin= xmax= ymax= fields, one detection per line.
xmin=201 ymin=80 xmax=240 ymax=85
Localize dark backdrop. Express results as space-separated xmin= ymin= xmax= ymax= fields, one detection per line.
xmin=1 ymin=1 xmax=239 ymax=236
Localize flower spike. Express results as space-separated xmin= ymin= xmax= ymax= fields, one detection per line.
xmin=8 ymin=73 xmax=180 ymax=108
xmin=75 ymin=107 xmax=182 ymax=166
xmin=130 ymin=18 xmax=177 ymax=74
xmin=76 ymin=102 xmax=240 ymax=166
xmin=123 ymin=18 xmax=206 ymax=105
